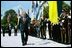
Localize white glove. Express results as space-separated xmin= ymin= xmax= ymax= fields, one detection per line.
xmin=28 ymin=26 xmax=30 ymax=29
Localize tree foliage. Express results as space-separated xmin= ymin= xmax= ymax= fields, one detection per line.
xmin=1 ymin=9 xmax=18 ymax=29
xmin=43 ymin=6 xmax=49 ymax=18
xmin=62 ymin=1 xmax=71 ymax=12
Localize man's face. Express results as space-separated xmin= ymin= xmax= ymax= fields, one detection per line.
xmin=62 ymin=12 xmax=67 ymax=16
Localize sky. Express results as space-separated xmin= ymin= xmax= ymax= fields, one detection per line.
xmin=1 ymin=1 xmax=32 ymax=16
xmin=1 ymin=1 xmax=71 ymax=19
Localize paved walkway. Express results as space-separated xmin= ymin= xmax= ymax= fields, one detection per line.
xmin=1 ymin=33 xmax=71 ymax=47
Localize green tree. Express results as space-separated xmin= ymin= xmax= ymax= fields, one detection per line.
xmin=62 ymin=1 xmax=71 ymax=12
xmin=43 ymin=6 xmax=49 ymax=18
xmin=1 ymin=9 xmax=18 ymax=31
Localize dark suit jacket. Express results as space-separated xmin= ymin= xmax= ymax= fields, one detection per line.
xmin=18 ymin=14 xmax=31 ymax=32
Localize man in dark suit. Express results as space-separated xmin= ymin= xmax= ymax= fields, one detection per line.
xmin=18 ymin=12 xmax=31 ymax=46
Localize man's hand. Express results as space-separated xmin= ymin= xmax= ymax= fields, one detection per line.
xmin=28 ymin=26 xmax=30 ymax=29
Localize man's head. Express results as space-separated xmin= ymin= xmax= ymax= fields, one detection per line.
xmin=19 ymin=8 xmax=26 ymax=17
xmin=62 ymin=9 xmax=67 ymax=16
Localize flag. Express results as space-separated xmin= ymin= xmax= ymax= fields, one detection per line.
xmin=36 ymin=1 xmax=38 ymax=7
xmin=28 ymin=9 xmax=29 ymax=15
xmin=48 ymin=1 xmax=62 ymax=25
xmin=39 ymin=1 xmax=41 ymax=3
xmin=32 ymin=1 xmax=35 ymax=9
xmin=18 ymin=9 xmax=20 ymax=16
xmin=57 ymin=1 xmax=62 ymax=17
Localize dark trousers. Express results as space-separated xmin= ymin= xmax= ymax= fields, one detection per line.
xmin=8 ymin=30 xmax=11 ymax=36
xmin=68 ymin=27 xmax=71 ymax=44
xmin=57 ymin=29 xmax=61 ymax=43
xmin=3 ymin=31 xmax=5 ymax=36
xmin=52 ymin=26 xmax=55 ymax=41
xmin=40 ymin=27 xmax=43 ymax=38
xmin=21 ymin=30 xmax=28 ymax=44
xmin=61 ymin=28 xmax=66 ymax=43
xmin=56 ymin=25 xmax=61 ymax=43
xmin=40 ymin=27 xmax=46 ymax=39
xmin=14 ymin=29 xmax=17 ymax=36
xmin=52 ymin=25 xmax=58 ymax=41
xmin=34 ymin=27 xmax=37 ymax=37
xmin=65 ymin=27 xmax=69 ymax=43
xmin=48 ymin=27 xmax=52 ymax=39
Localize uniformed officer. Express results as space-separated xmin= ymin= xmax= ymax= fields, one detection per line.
xmin=8 ymin=24 xmax=11 ymax=36
xmin=2 ymin=25 xmax=5 ymax=37
xmin=30 ymin=18 xmax=37 ymax=37
xmin=7 ymin=14 xmax=11 ymax=36
xmin=60 ymin=9 xmax=69 ymax=44
xmin=40 ymin=16 xmax=46 ymax=39
xmin=47 ymin=20 xmax=52 ymax=40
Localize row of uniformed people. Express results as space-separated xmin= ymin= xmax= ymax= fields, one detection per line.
xmin=40 ymin=17 xmax=70 ymax=44
xmin=1 ymin=25 xmax=18 ymax=36
xmin=59 ymin=9 xmax=71 ymax=44
xmin=29 ymin=11 xmax=71 ymax=44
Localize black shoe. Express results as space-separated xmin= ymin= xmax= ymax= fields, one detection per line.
xmin=3 ymin=35 xmax=5 ymax=37
xmin=43 ymin=38 xmax=46 ymax=39
xmin=22 ymin=42 xmax=27 ymax=46
xmin=48 ymin=38 xmax=52 ymax=40
xmin=25 ymin=42 xmax=27 ymax=45
xmin=22 ymin=43 xmax=26 ymax=46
